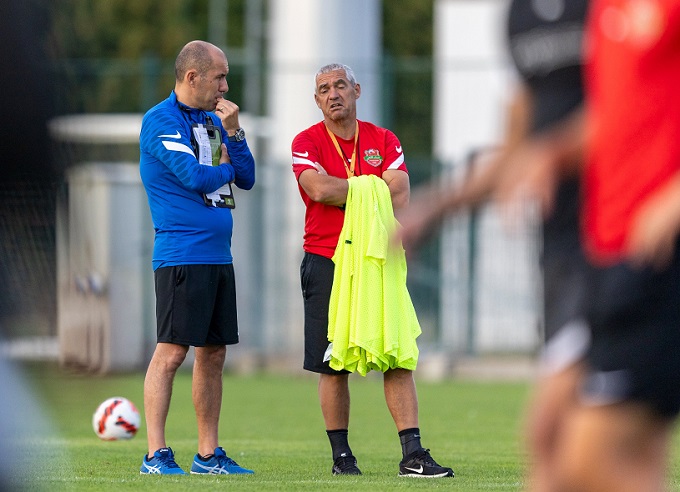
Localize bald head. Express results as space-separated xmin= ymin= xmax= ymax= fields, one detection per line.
xmin=175 ymin=40 xmax=223 ymax=82
xmin=173 ymin=40 xmax=230 ymax=110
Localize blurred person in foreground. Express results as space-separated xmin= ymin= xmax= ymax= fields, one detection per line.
xmin=397 ymin=0 xmax=589 ymax=489
xmin=554 ymin=1 xmax=680 ymax=490
xmin=291 ymin=63 xmax=454 ymax=478
xmin=0 ymin=0 xmax=65 ymax=489
xmin=139 ymin=40 xmax=255 ymax=475
xmin=400 ymin=0 xmax=680 ymax=490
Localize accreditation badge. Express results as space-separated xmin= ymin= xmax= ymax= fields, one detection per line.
xmin=191 ymin=117 xmax=235 ymax=209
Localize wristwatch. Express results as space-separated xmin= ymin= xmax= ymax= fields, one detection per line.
xmin=227 ymin=128 xmax=246 ymax=142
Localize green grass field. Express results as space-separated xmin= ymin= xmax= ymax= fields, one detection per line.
xmin=10 ymin=362 xmax=680 ymax=491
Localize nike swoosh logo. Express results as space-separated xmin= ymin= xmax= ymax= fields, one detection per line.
xmin=396 ymin=146 xmax=402 ymax=153
xmin=404 ymin=465 xmax=423 ymax=473
xmin=158 ymin=131 xmax=181 ymax=139
xmin=293 ymin=151 xmax=309 ymax=157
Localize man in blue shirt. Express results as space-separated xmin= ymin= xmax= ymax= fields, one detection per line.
xmin=139 ymin=40 xmax=255 ymax=475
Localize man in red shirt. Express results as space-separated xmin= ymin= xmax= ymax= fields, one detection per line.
xmin=291 ymin=63 xmax=454 ymax=478
xmin=398 ymin=1 xmax=680 ymax=489
xmin=554 ymin=2 xmax=680 ymax=491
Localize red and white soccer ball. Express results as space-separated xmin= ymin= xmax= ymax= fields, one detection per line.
xmin=92 ymin=397 xmax=141 ymax=441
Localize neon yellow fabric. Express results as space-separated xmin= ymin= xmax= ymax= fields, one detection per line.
xmin=328 ymin=174 xmax=421 ymax=375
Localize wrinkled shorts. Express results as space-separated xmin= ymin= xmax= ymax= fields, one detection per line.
xmin=154 ymin=264 xmax=239 ymax=346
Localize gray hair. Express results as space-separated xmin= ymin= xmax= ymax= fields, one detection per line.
xmin=314 ymin=63 xmax=357 ymax=93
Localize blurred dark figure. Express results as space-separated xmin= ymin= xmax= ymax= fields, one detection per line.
xmin=0 ymin=1 xmax=55 ymax=178
xmin=0 ymin=0 xmax=59 ymax=338
xmin=397 ymin=0 xmax=588 ymax=489
xmin=0 ymin=1 xmax=62 ymax=490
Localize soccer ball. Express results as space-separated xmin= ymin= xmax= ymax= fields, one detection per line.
xmin=92 ymin=397 xmax=141 ymax=441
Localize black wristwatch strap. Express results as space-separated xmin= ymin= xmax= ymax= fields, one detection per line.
xmin=227 ymin=127 xmax=245 ymax=142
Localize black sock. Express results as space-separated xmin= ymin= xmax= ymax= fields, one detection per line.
xmin=399 ymin=427 xmax=423 ymax=457
xmin=198 ymin=453 xmax=214 ymax=461
xmin=326 ymin=429 xmax=352 ymax=461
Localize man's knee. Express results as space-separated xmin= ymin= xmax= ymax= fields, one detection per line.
xmin=320 ymin=372 xmax=349 ymax=385
xmin=195 ymin=345 xmax=227 ymax=367
xmin=553 ymin=403 xmax=670 ymax=491
xmin=384 ymin=368 xmax=414 ymax=384
xmin=151 ymin=343 xmax=189 ymax=371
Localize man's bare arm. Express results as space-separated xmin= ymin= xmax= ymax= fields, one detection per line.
xmin=382 ymin=169 xmax=410 ymax=211
xmin=298 ymin=168 xmax=349 ymax=206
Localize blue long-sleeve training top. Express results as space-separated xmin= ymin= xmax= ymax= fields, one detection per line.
xmin=139 ymin=91 xmax=255 ymax=269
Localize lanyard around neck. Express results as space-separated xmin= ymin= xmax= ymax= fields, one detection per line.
xmin=326 ymin=122 xmax=359 ymax=178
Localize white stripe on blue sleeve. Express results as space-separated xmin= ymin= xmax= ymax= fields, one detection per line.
xmin=162 ymin=141 xmax=195 ymax=156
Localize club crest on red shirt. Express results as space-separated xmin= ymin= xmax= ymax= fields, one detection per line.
xmin=363 ymin=148 xmax=383 ymax=167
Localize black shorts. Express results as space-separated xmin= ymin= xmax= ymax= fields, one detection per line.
xmin=154 ymin=264 xmax=239 ymax=347
xmin=581 ymin=246 xmax=680 ymax=418
xmin=539 ymin=178 xmax=593 ymax=374
xmin=542 ymin=177 xmax=590 ymax=340
xmin=540 ymin=243 xmax=592 ymax=374
xmin=300 ymin=252 xmax=350 ymax=375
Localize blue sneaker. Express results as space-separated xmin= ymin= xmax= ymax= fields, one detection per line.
xmin=140 ymin=447 xmax=187 ymax=475
xmin=191 ymin=446 xmax=254 ymax=475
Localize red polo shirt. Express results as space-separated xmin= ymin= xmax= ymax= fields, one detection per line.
xmin=292 ymin=120 xmax=407 ymax=258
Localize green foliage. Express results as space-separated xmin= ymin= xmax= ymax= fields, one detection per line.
xmin=49 ymin=0 xmax=246 ymax=60
xmin=382 ymin=0 xmax=434 ymax=157
xmin=383 ymin=0 xmax=433 ymax=57
xmin=48 ymin=0 xmax=251 ymax=114
xmin=50 ymin=0 xmax=209 ymax=59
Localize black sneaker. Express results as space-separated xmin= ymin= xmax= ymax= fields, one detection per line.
xmin=399 ymin=448 xmax=454 ymax=478
xmin=332 ymin=454 xmax=362 ymax=475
